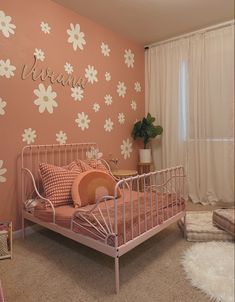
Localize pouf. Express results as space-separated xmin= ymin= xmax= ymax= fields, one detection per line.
xmin=178 ymin=211 xmax=234 ymax=242
xmin=213 ymin=208 xmax=235 ymax=237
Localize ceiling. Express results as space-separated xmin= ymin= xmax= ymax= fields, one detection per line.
xmin=53 ymin=0 xmax=234 ymax=45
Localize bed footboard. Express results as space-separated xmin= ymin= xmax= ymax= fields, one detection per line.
xmin=72 ymin=165 xmax=186 ymax=293
xmin=73 ymin=166 xmax=186 ymax=249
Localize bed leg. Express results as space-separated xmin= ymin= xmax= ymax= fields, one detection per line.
xmin=183 ymin=213 xmax=186 ymax=239
xmin=22 ymin=215 xmax=25 ymax=239
xmin=115 ymin=257 xmax=120 ymax=294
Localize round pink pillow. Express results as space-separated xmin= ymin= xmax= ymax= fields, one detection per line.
xmin=71 ymin=170 xmax=119 ymax=208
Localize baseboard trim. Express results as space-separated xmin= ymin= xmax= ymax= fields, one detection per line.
xmin=13 ymin=225 xmax=43 ymax=240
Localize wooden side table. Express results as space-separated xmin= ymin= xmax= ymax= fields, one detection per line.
xmin=137 ymin=162 xmax=153 ymax=191
xmin=138 ymin=162 xmax=153 ymax=174
xmin=0 ymin=221 xmax=12 ymax=260
xmin=112 ymin=169 xmax=138 ymax=180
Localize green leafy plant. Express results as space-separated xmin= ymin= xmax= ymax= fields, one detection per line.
xmin=131 ymin=113 xmax=163 ymax=149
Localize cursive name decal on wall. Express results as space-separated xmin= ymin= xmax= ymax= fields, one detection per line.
xmin=21 ymin=56 xmax=87 ymax=89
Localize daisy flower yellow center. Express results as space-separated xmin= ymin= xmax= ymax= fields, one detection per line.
xmin=1 ymin=21 xmax=6 ymax=27
xmin=43 ymin=96 xmax=49 ymax=102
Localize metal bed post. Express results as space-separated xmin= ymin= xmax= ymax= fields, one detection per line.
xmin=22 ymin=213 xmax=25 ymax=239
xmin=115 ymin=255 xmax=120 ymax=294
xmin=114 ymin=182 xmax=120 ymax=293
xmin=21 ymin=146 xmax=27 ymax=239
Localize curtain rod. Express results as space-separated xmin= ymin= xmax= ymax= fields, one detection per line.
xmin=145 ymin=19 xmax=234 ymax=49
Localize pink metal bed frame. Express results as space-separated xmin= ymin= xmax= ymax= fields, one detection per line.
xmin=21 ymin=143 xmax=186 ymax=293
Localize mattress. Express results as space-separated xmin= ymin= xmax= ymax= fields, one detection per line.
xmin=73 ymin=190 xmax=185 ymax=246
xmin=31 ymin=190 xmax=185 ymax=246
xmin=178 ymin=211 xmax=234 ymax=242
xmin=33 ymin=203 xmax=78 ymax=228
xmin=213 ymin=208 xmax=235 ymax=237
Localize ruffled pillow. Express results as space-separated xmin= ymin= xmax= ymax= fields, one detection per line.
xmin=84 ymin=159 xmax=110 ymax=173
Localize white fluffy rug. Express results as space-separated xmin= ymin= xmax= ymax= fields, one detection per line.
xmin=182 ymin=241 xmax=235 ymax=302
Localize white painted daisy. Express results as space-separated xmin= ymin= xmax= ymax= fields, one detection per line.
xmin=34 ymin=83 xmax=58 ymax=114
xmin=105 ymin=72 xmax=111 ymax=81
xmin=75 ymin=112 xmax=90 ymax=131
xmin=100 ymin=42 xmax=110 ymax=56
xmin=22 ymin=128 xmax=37 ymax=145
xmin=85 ymin=65 xmax=98 ymax=84
xmin=104 ymin=94 xmax=112 ymax=106
xmin=0 ymin=160 xmax=7 ymax=183
xmin=124 ymin=49 xmax=134 ymax=68
xmin=56 ymin=131 xmax=67 ymax=145
xmin=71 ymin=86 xmax=84 ymax=101
xmin=117 ymin=81 xmax=127 ymax=98
xmin=64 ymin=62 xmax=73 ymax=74
xmin=134 ymin=82 xmax=141 ymax=92
xmin=93 ymin=103 xmax=100 ymax=112
xmin=104 ymin=118 xmax=114 ymax=132
xmin=34 ymin=48 xmax=45 ymax=61
xmin=131 ymin=100 xmax=137 ymax=111
xmin=86 ymin=147 xmax=103 ymax=160
xmin=40 ymin=21 xmax=51 ymax=34
xmin=67 ymin=23 xmax=86 ymax=51
xmin=118 ymin=113 xmax=125 ymax=124
xmin=0 ymin=10 xmax=16 ymax=38
xmin=0 ymin=59 xmax=16 ymax=78
xmin=121 ymin=138 xmax=133 ymax=159
xmin=0 ymin=97 xmax=6 ymax=115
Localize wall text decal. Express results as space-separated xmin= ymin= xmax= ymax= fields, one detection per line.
xmin=21 ymin=56 xmax=87 ymax=89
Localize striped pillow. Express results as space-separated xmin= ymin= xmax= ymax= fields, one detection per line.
xmin=39 ymin=163 xmax=80 ymax=207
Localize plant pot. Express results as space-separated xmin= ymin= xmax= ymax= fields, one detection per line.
xmin=139 ymin=149 xmax=151 ymax=163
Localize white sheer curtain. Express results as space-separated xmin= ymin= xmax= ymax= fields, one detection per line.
xmin=145 ymin=39 xmax=189 ymax=169
xmin=145 ymin=24 xmax=234 ymax=204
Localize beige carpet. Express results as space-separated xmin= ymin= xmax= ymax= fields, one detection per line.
xmin=0 ymin=202 xmax=231 ymax=302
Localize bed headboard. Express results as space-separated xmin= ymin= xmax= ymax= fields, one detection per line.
xmin=21 ymin=142 xmax=98 ymax=201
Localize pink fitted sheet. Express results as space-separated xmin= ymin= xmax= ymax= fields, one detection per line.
xmin=33 ymin=203 xmax=77 ymax=228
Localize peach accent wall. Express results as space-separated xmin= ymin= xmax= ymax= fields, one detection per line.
xmin=0 ymin=0 xmax=144 ymax=229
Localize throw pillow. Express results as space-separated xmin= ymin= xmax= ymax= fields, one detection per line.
xmin=85 ymin=159 xmax=110 ymax=173
xmin=72 ymin=170 xmax=120 ymax=208
xmin=39 ymin=163 xmax=79 ymax=207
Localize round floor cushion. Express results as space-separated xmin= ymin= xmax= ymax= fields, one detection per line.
xmin=72 ymin=170 xmax=119 ymax=207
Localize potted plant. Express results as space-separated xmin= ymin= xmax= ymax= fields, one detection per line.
xmin=131 ymin=113 xmax=163 ymax=163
